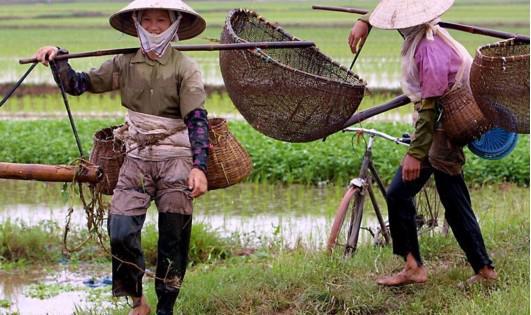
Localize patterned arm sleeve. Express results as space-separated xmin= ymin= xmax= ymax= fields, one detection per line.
xmin=51 ymin=49 xmax=90 ymax=96
xmin=184 ymin=108 xmax=209 ymax=174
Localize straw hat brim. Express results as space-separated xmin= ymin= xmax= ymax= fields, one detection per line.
xmin=369 ymin=0 xmax=454 ymax=29
xmin=109 ymin=1 xmax=206 ymax=40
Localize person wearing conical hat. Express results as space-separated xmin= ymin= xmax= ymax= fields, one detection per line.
xmin=348 ymin=0 xmax=496 ymax=287
xmin=34 ymin=0 xmax=208 ymax=313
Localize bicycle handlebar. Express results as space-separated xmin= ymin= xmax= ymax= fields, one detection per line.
xmin=343 ymin=127 xmax=410 ymax=146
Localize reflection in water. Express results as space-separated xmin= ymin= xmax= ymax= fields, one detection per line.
xmin=0 ymin=180 xmax=386 ymax=313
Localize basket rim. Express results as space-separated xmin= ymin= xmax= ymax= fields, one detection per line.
xmin=474 ymin=38 xmax=530 ymax=63
xmin=223 ymin=9 xmax=366 ymax=90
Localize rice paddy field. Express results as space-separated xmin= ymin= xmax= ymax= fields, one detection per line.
xmin=0 ymin=0 xmax=528 ymax=90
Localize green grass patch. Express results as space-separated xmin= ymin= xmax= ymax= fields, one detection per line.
xmin=0 ymin=219 xmax=239 ymax=268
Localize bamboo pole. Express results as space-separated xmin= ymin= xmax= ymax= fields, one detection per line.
xmin=343 ymin=94 xmax=411 ymax=127
xmin=312 ymin=5 xmax=530 ymax=42
xmin=0 ymin=162 xmax=103 ymax=184
xmin=19 ymin=41 xmax=315 ymax=64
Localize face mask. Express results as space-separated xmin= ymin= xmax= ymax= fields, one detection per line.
xmin=133 ymin=11 xmax=182 ymax=58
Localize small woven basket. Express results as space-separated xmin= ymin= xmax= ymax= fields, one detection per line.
xmin=207 ymin=118 xmax=253 ymax=190
xmin=439 ymin=85 xmax=492 ymax=145
xmin=89 ymin=126 xmax=125 ymax=195
xmin=470 ymin=39 xmax=529 ymax=134
xmin=90 ymin=119 xmax=252 ymax=193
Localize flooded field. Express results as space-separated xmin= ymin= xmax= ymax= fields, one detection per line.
xmin=0 ymin=179 xmax=390 ymax=313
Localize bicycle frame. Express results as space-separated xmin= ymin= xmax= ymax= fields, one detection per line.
xmin=343 ymin=128 xmax=408 ymax=256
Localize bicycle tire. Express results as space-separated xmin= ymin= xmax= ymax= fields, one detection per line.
xmin=327 ymin=186 xmax=358 ymax=253
xmin=344 ymin=188 xmax=366 ymax=256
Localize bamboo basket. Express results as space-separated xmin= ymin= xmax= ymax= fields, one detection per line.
xmin=219 ymin=9 xmax=366 ymax=142
xmin=439 ymin=85 xmax=492 ymax=145
xmin=470 ymin=39 xmax=530 ymax=134
xmin=89 ymin=126 xmax=125 ymax=195
xmin=207 ymin=118 xmax=252 ymax=190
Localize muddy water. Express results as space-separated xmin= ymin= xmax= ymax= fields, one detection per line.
xmin=0 ymin=179 xmax=386 ymax=314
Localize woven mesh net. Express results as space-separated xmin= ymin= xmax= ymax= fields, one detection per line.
xmin=470 ymin=39 xmax=529 ymax=134
xmin=219 ymin=9 xmax=366 ymax=142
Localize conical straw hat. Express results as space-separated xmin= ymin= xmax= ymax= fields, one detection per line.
xmin=369 ymin=0 xmax=454 ymax=29
xmin=109 ymin=0 xmax=206 ymax=40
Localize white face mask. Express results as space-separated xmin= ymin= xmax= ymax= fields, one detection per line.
xmin=133 ymin=11 xmax=182 ymax=58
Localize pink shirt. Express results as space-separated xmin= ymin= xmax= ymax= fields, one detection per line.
xmin=414 ymin=35 xmax=462 ymax=99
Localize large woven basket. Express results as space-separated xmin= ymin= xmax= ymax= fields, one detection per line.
xmin=439 ymin=85 xmax=492 ymax=145
xmin=90 ymin=126 xmax=125 ymax=195
xmin=219 ymin=9 xmax=366 ymax=143
xmin=470 ymin=39 xmax=529 ymax=134
xmin=207 ymin=118 xmax=252 ymax=190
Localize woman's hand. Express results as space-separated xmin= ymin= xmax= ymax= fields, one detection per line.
xmin=348 ymin=20 xmax=370 ymax=54
xmin=402 ymin=154 xmax=421 ymax=182
xmin=187 ymin=168 xmax=208 ymax=198
xmin=33 ymin=46 xmax=59 ymax=66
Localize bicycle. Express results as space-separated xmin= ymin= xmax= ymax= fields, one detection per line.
xmin=327 ymin=127 xmax=443 ymax=257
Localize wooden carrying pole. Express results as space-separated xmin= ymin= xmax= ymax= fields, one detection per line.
xmin=343 ymin=94 xmax=411 ymax=127
xmin=0 ymin=162 xmax=103 ymax=184
xmin=19 ymin=41 xmax=315 ymax=64
xmin=312 ymin=5 xmax=530 ymax=42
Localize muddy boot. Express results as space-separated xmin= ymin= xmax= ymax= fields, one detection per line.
xmin=155 ymin=213 xmax=192 ymax=315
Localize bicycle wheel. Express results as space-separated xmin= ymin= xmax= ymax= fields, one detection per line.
xmin=327 ymin=186 xmax=358 ymax=253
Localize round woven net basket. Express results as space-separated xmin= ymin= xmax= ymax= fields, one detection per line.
xmin=470 ymin=39 xmax=529 ymax=134
xmin=207 ymin=118 xmax=252 ymax=190
xmin=89 ymin=126 xmax=125 ymax=195
xmin=219 ymin=9 xmax=366 ymax=143
xmin=439 ymin=85 xmax=492 ymax=145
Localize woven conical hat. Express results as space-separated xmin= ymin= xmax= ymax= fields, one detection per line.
xmin=109 ymin=0 xmax=206 ymax=40
xmin=369 ymin=0 xmax=454 ymax=29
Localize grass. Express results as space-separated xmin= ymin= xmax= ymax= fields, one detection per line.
xmin=70 ymin=183 xmax=529 ymax=314
xmin=0 ymin=219 xmax=240 ymax=267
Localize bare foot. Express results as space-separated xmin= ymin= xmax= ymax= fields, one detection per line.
xmin=129 ymin=295 xmax=151 ymax=315
xmin=466 ymin=266 xmax=497 ymax=286
xmin=377 ymin=265 xmax=428 ymax=286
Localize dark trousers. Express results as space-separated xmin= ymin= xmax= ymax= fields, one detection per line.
xmin=108 ymin=213 xmax=192 ymax=315
xmin=386 ymin=165 xmax=493 ymax=273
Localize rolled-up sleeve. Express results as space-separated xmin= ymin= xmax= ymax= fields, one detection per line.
xmin=179 ymin=59 xmax=206 ymax=119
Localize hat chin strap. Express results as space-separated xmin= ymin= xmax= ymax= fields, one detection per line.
xmin=133 ymin=12 xmax=183 ymax=58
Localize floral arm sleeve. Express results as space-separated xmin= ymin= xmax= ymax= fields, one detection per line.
xmin=51 ymin=49 xmax=90 ymax=96
xmin=184 ymin=108 xmax=209 ymax=174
